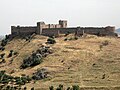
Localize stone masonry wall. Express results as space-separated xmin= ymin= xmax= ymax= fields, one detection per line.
xmin=11 ymin=26 xmax=37 ymax=35
xmin=42 ymin=28 xmax=77 ymax=36
xmin=11 ymin=20 xmax=115 ymax=37
xmin=41 ymin=27 xmax=115 ymax=36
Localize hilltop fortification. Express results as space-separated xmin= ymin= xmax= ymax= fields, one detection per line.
xmin=11 ymin=20 xmax=115 ymax=36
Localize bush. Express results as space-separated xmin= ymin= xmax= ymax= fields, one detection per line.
xmin=67 ymin=87 xmax=71 ymax=90
xmin=21 ymin=54 xmax=43 ymax=69
xmin=21 ymin=46 xmax=52 ymax=69
xmin=1 ymin=59 xmax=5 ymax=63
xmin=0 ymin=70 xmax=14 ymax=84
xmin=72 ymin=85 xmax=80 ymax=90
xmin=0 ymin=46 xmax=5 ymax=51
xmin=0 ymin=53 xmax=5 ymax=59
xmin=47 ymin=38 xmax=56 ymax=44
xmin=8 ymin=51 xmax=13 ymax=58
xmin=10 ymin=50 xmax=13 ymax=53
xmin=32 ymin=68 xmax=47 ymax=80
xmin=14 ymin=51 xmax=19 ymax=55
xmin=0 ymin=70 xmax=32 ymax=86
xmin=24 ymin=87 xmax=27 ymax=90
xmin=15 ymin=76 xmax=31 ymax=85
xmin=5 ymin=35 xmax=9 ymax=40
xmin=0 ymin=35 xmax=10 ymax=47
xmin=1 ymin=39 xmax=8 ymax=46
xmin=31 ymin=87 xmax=35 ymax=90
xmin=49 ymin=86 xmax=54 ymax=90
xmin=64 ymin=38 xmax=68 ymax=41
xmin=56 ymin=84 xmax=63 ymax=90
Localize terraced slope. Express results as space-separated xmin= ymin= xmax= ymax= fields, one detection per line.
xmin=0 ymin=35 xmax=120 ymax=90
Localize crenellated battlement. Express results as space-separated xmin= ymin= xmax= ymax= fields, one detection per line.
xmin=11 ymin=20 xmax=116 ymax=37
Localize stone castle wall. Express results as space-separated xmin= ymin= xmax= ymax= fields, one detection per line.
xmin=42 ymin=27 xmax=115 ymax=37
xmin=11 ymin=26 xmax=37 ymax=35
xmin=77 ymin=27 xmax=115 ymax=36
xmin=42 ymin=28 xmax=77 ymax=36
xmin=11 ymin=20 xmax=116 ymax=37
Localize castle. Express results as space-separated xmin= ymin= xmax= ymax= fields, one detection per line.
xmin=11 ymin=20 xmax=116 ymax=37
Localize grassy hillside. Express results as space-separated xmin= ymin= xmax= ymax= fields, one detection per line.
xmin=0 ymin=34 xmax=120 ymax=90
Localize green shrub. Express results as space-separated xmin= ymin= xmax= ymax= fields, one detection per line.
xmin=31 ymin=87 xmax=35 ymax=90
xmin=24 ymin=87 xmax=27 ymax=90
xmin=2 ymin=59 xmax=5 ymax=63
xmin=14 ymin=76 xmax=32 ymax=85
xmin=72 ymin=85 xmax=80 ymax=90
xmin=6 ymin=85 xmax=10 ymax=90
xmin=21 ymin=54 xmax=43 ymax=69
xmin=8 ymin=50 xmax=14 ymax=58
xmin=10 ymin=50 xmax=13 ymax=53
xmin=32 ymin=68 xmax=47 ymax=80
xmin=8 ymin=53 xmax=12 ymax=57
xmin=0 ymin=35 xmax=10 ymax=47
xmin=0 ymin=46 xmax=5 ymax=51
xmin=47 ymin=38 xmax=56 ymax=44
xmin=64 ymin=38 xmax=68 ymax=41
xmin=1 ymin=39 xmax=8 ymax=46
xmin=56 ymin=84 xmax=63 ymax=90
xmin=67 ymin=87 xmax=71 ymax=90
xmin=0 ymin=71 xmax=14 ymax=84
xmin=0 ymin=53 xmax=5 ymax=59
xmin=49 ymin=86 xmax=54 ymax=90
xmin=5 ymin=35 xmax=9 ymax=40
xmin=21 ymin=46 xmax=52 ymax=69
xmin=14 ymin=51 xmax=19 ymax=55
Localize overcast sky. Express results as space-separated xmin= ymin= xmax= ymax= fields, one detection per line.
xmin=0 ymin=0 xmax=120 ymax=35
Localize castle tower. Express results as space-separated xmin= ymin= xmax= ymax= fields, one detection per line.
xmin=59 ymin=20 xmax=67 ymax=28
xmin=37 ymin=22 xmax=45 ymax=34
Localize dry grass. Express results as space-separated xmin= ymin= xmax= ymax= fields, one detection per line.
xmin=0 ymin=34 xmax=120 ymax=89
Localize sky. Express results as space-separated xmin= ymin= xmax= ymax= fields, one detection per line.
xmin=0 ymin=0 xmax=120 ymax=35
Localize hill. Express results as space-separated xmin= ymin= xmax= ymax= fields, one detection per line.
xmin=0 ymin=34 xmax=120 ymax=90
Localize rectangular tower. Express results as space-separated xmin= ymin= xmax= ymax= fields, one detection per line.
xmin=37 ymin=22 xmax=45 ymax=34
xmin=59 ymin=20 xmax=67 ymax=28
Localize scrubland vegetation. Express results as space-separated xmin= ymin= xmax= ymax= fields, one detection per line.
xmin=0 ymin=34 xmax=120 ymax=90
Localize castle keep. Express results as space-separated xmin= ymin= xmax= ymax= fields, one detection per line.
xmin=11 ymin=20 xmax=115 ymax=37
